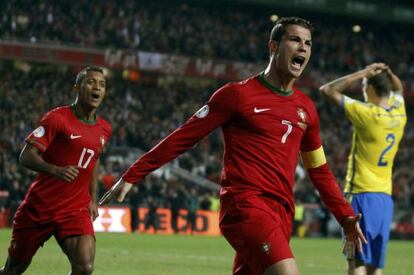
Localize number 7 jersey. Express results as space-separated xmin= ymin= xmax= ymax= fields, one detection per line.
xmin=342 ymin=93 xmax=406 ymax=195
xmin=23 ymin=105 xmax=112 ymax=221
xmin=123 ymin=74 xmax=327 ymax=214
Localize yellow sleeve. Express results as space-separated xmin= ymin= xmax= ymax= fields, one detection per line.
xmin=342 ymin=95 xmax=372 ymax=128
xmin=389 ymin=92 xmax=405 ymax=111
xmin=300 ymin=146 xmax=327 ymax=169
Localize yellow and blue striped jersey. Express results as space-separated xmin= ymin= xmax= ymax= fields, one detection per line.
xmin=341 ymin=92 xmax=406 ymax=195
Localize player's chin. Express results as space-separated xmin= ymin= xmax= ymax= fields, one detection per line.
xmin=287 ymin=65 xmax=304 ymax=78
xmin=289 ymin=69 xmax=302 ymax=78
xmin=88 ymin=101 xmax=102 ymax=109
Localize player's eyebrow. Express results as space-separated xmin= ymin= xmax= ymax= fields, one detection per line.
xmin=287 ymin=34 xmax=312 ymax=45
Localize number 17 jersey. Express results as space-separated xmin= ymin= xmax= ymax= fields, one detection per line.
xmin=23 ymin=105 xmax=112 ymax=221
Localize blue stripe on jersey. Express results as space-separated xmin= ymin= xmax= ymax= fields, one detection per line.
xmin=349 ymin=135 xmax=358 ymax=193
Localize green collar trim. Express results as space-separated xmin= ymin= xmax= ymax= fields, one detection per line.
xmin=258 ymin=72 xmax=293 ymax=96
xmin=71 ymin=105 xmax=97 ymax=125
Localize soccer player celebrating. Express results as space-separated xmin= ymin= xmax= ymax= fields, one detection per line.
xmin=100 ymin=17 xmax=365 ymax=275
xmin=320 ymin=64 xmax=406 ymax=275
xmin=0 ymin=67 xmax=112 ymax=275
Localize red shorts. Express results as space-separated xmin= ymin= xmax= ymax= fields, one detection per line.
xmin=220 ymin=195 xmax=293 ymax=275
xmin=8 ymin=204 xmax=94 ymax=261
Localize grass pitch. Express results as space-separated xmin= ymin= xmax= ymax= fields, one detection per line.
xmin=0 ymin=229 xmax=413 ymax=274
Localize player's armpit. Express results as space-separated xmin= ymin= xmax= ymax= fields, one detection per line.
xmin=300 ymin=146 xmax=327 ymax=169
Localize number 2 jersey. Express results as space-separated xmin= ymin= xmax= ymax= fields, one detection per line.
xmin=123 ymin=74 xmax=354 ymax=222
xmin=22 ymin=105 xmax=112 ymax=222
xmin=342 ymin=93 xmax=406 ymax=195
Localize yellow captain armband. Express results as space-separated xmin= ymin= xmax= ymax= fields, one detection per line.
xmin=300 ymin=146 xmax=327 ymax=169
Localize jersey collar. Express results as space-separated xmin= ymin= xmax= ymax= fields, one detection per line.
xmin=71 ymin=104 xmax=97 ymax=125
xmin=258 ymin=72 xmax=293 ymax=96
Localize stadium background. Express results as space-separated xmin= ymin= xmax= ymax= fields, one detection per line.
xmin=0 ymin=0 xmax=413 ymax=274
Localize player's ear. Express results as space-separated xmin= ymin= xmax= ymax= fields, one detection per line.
xmin=73 ymin=84 xmax=80 ymax=93
xmin=268 ymin=40 xmax=278 ymax=56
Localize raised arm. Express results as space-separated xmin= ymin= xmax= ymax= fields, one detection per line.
xmin=319 ymin=63 xmax=387 ymax=106
xmin=386 ymin=67 xmax=403 ymax=95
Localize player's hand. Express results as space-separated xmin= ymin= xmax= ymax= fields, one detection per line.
xmin=53 ymin=165 xmax=80 ymax=182
xmin=98 ymin=179 xmax=133 ymax=205
xmin=341 ymin=214 xmax=367 ymax=258
xmin=365 ymin=63 xmax=387 ymax=78
xmin=88 ymin=201 xmax=99 ymax=221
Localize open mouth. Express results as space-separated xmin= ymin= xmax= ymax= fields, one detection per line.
xmin=291 ymin=56 xmax=305 ymax=70
xmin=91 ymin=93 xmax=100 ymax=99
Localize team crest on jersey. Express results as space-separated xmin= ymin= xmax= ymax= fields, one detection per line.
xmin=33 ymin=126 xmax=45 ymax=138
xmin=100 ymin=136 xmax=106 ymax=146
xmin=261 ymin=242 xmax=271 ymax=255
xmin=297 ymin=108 xmax=308 ymax=130
xmin=195 ymin=105 xmax=209 ymax=118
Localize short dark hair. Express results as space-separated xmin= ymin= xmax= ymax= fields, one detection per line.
xmin=367 ymin=71 xmax=392 ymax=97
xmin=270 ymin=17 xmax=314 ymax=42
xmin=75 ymin=66 xmax=104 ymax=86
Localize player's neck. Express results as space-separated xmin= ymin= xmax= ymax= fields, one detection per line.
xmin=377 ymin=97 xmax=390 ymax=109
xmin=263 ymin=66 xmax=295 ymax=92
xmin=72 ymin=103 xmax=97 ymax=124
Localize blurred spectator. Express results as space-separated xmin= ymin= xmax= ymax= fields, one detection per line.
xmin=185 ymin=187 xmax=199 ymax=234
xmin=168 ymin=188 xmax=183 ymax=234
xmin=129 ymin=185 xmax=141 ymax=233
xmin=144 ymin=196 xmax=159 ymax=233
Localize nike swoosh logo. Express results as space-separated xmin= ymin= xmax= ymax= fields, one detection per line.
xmin=70 ymin=134 xmax=82 ymax=139
xmin=254 ymin=107 xmax=271 ymax=113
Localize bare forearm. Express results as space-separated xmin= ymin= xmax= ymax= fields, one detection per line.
xmin=19 ymin=144 xmax=57 ymax=175
xmin=90 ymin=180 xmax=98 ymax=203
xmin=90 ymin=160 xmax=100 ymax=203
xmin=320 ymin=68 xmax=370 ymax=106
xmin=20 ymin=143 xmax=79 ymax=182
xmin=388 ymin=69 xmax=403 ymax=94
xmin=323 ymin=69 xmax=367 ymax=93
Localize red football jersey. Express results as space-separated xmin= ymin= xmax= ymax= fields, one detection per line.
xmin=22 ymin=106 xmax=111 ymax=221
xmin=123 ymin=75 xmax=350 ymax=220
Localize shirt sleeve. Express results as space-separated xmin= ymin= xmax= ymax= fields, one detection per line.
xmin=389 ymin=92 xmax=405 ymax=112
xmin=25 ymin=111 xmax=63 ymax=153
xmin=300 ymin=99 xmax=354 ymax=224
xmin=122 ymin=84 xmax=239 ymax=184
xmin=342 ymin=95 xmax=372 ymax=128
xmin=300 ymin=100 xmax=322 ymax=152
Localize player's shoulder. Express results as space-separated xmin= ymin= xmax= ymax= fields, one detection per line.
xmin=44 ymin=105 xmax=70 ymax=116
xmin=40 ymin=105 xmax=70 ymax=122
xmin=389 ymin=92 xmax=405 ymax=108
xmin=97 ymin=116 xmax=112 ymax=129
xmin=293 ymin=86 xmax=317 ymax=110
xmin=342 ymin=95 xmax=373 ymax=111
xmin=293 ymin=86 xmax=311 ymax=100
xmin=209 ymin=78 xmax=247 ymax=99
xmin=213 ymin=75 xmax=258 ymax=97
xmin=97 ymin=116 xmax=112 ymax=135
xmin=228 ymin=75 xmax=261 ymax=91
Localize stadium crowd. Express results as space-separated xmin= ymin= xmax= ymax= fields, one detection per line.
xmin=0 ymin=62 xmax=413 ymax=219
xmin=1 ymin=1 xmax=413 ymax=233
xmin=1 ymin=0 xmax=413 ymax=91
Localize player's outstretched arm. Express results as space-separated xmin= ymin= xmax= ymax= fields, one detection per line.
xmin=98 ymin=179 xmax=133 ymax=205
xmin=319 ymin=62 xmax=387 ymax=106
xmin=19 ymin=143 xmax=79 ymax=182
